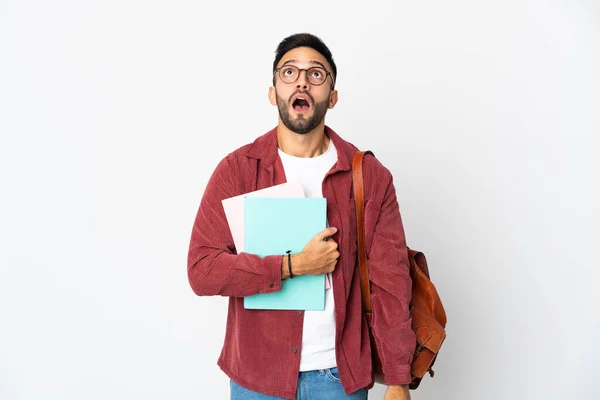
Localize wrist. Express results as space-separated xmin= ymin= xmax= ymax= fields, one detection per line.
xmin=281 ymin=253 xmax=303 ymax=280
xmin=386 ymin=384 xmax=410 ymax=399
xmin=281 ymin=255 xmax=289 ymax=280
xmin=291 ymin=253 xmax=304 ymax=276
xmin=388 ymin=384 xmax=408 ymax=390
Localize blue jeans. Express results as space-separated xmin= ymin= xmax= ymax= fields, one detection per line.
xmin=230 ymin=367 xmax=368 ymax=399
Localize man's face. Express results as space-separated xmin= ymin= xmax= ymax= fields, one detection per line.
xmin=268 ymin=47 xmax=338 ymax=134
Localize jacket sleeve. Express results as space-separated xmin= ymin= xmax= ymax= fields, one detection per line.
xmin=187 ymin=153 xmax=283 ymax=297
xmin=366 ymin=164 xmax=416 ymax=385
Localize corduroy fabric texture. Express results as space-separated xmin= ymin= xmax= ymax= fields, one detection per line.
xmin=187 ymin=126 xmax=415 ymax=399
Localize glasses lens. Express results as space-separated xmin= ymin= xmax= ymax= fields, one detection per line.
xmin=279 ymin=65 xmax=299 ymax=83
xmin=307 ymin=67 xmax=327 ymax=85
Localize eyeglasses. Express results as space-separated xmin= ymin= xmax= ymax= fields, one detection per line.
xmin=273 ymin=65 xmax=335 ymax=87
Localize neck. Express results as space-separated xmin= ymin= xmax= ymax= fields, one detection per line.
xmin=277 ymin=120 xmax=330 ymax=158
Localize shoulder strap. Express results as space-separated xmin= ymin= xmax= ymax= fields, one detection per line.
xmin=352 ymin=150 xmax=374 ymax=325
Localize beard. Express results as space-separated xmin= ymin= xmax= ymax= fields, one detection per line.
xmin=276 ymin=91 xmax=329 ymax=135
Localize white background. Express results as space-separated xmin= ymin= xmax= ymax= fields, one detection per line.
xmin=1 ymin=1 xmax=599 ymax=399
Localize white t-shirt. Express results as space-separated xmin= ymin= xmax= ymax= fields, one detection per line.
xmin=278 ymin=138 xmax=338 ymax=372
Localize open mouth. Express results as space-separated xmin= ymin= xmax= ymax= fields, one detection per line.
xmin=291 ymin=95 xmax=311 ymax=113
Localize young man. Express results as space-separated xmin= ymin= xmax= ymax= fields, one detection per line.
xmin=187 ymin=33 xmax=415 ymax=400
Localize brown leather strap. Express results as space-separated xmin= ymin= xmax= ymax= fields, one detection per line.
xmin=352 ymin=150 xmax=374 ymax=325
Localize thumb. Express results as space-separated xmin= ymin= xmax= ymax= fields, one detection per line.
xmin=315 ymin=226 xmax=337 ymax=241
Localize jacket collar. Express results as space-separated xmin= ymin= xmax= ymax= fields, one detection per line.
xmin=243 ymin=125 xmax=357 ymax=172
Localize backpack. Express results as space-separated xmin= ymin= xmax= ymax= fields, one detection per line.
xmin=352 ymin=150 xmax=447 ymax=390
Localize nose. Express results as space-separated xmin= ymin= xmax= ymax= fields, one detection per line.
xmin=296 ymin=70 xmax=310 ymax=89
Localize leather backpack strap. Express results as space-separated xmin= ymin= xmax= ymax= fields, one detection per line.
xmin=352 ymin=150 xmax=374 ymax=325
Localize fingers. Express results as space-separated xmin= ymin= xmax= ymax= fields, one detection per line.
xmin=326 ymin=254 xmax=339 ymax=272
xmin=302 ymin=228 xmax=340 ymax=275
xmin=315 ymin=226 xmax=337 ymax=242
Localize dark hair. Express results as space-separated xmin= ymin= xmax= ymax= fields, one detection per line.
xmin=272 ymin=33 xmax=337 ymax=88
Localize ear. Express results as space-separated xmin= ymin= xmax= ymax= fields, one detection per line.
xmin=328 ymin=89 xmax=338 ymax=109
xmin=268 ymin=86 xmax=277 ymax=106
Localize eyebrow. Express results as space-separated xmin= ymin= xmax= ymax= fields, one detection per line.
xmin=281 ymin=59 xmax=328 ymax=70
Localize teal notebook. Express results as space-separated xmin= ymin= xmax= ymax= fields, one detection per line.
xmin=243 ymin=197 xmax=327 ymax=310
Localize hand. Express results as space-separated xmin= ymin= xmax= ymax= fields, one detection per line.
xmin=294 ymin=227 xmax=340 ymax=276
xmin=384 ymin=385 xmax=411 ymax=400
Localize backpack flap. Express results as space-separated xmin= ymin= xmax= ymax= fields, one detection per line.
xmin=409 ymin=256 xmax=447 ymax=380
xmin=410 ymin=305 xmax=446 ymax=380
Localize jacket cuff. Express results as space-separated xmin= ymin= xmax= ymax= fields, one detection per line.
xmin=261 ymin=254 xmax=283 ymax=293
xmin=382 ymin=364 xmax=412 ymax=386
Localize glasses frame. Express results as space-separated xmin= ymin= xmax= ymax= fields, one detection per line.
xmin=273 ymin=65 xmax=335 ymax=88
